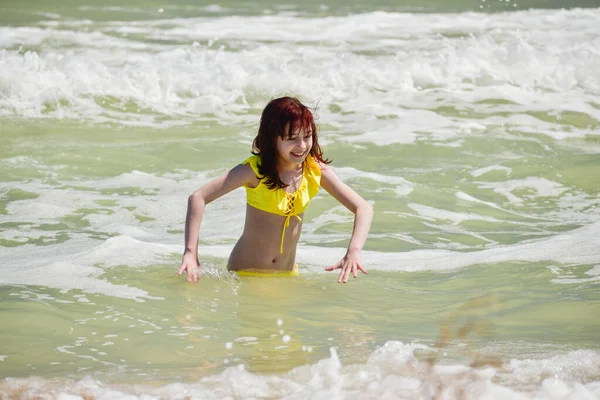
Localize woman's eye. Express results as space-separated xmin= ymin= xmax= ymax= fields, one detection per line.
xmin=285 ymin=133 xmax=311 ymax=141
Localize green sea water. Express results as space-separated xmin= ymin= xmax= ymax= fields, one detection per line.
xmin=1 ymin=115 xmax=599 ymax=384
xmin=2 ymin=0 xmax=599 ymax=24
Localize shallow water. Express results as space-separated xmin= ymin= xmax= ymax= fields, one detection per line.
xmin=1 ymin=0 xmax=599 ymax=398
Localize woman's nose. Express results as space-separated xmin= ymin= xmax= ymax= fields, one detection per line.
xmin=297 ymin=138 xmax=307 ymax=149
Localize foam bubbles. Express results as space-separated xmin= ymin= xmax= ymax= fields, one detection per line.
xmin=471 ymin=165 xmax=512 ymax=178
xmin=298 ymin=221 xmax=600 ymax=273
xmin=0 ymin=237 xmax=173 ymax=300
xmin=3 ymin=343 xmax=597 ymax=399
xmin=475 ymin=177 xmax=569 ymax=204
xmin=1 ymin=9 xmax=599 ymax=135
xmin=334 ymin=167 xmax=413 ymax=196
xmin=408 ymin=203 xmax=501 ymax=225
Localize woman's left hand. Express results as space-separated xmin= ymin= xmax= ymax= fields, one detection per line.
xmin=325 ymin=249 xmax=367 ymax=283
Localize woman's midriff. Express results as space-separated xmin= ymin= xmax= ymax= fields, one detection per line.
xmin=227 ymin=204 xmax=303 ymax=272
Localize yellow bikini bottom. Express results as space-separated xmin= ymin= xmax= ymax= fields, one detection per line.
xmin=234 ymin=265 xmax=299 ymax=278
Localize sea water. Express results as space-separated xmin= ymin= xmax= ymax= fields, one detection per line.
xmin=1 ymin=0 xmax=599 ymax=398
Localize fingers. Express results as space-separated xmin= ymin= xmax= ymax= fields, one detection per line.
xmin=336 ymin=264 xmax=351 ymax=283
xmin=179 ymin=263 xmax=202 ymax=283
xmin=342 ymin=265 xmax=352 ymax=283
xmin=326 ymin=258 xmax=369 ymax=283
xmin=189 ymin=268 xmax=202 ymax=283
xmin=187 ymin=270 xmax=200 ymax=283
xmin=194 ymin=269 xmax=202 ymax=283
xmin=332 ymin=262 xmax=366 ymax=283
xmin=325 ymin=262 xmax=342 ymax=271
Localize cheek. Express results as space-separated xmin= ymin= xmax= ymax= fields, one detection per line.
xmin=276 ymin=138 xmax=287 ymax=151
xmin=277 ymin=140 xmax=293 ymax=155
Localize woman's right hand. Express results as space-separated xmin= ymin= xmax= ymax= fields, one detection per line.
xmin=178 ymin=252 xmax=203 ymax=283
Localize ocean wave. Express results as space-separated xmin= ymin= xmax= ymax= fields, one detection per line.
xmin=1 ymin=343 xmax=599 ymax=399
xmin=0 ymin=9 xmax=598 ymax=134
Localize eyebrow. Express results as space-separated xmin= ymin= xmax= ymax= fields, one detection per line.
xmin=287 ymin=129 xmax=313 ymax=138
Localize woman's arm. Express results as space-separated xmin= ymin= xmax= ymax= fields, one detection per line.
xmin=320 ymin=166 xmax=374 ymax=283
xmin=178 ymin=163 xmax=257 ymax=282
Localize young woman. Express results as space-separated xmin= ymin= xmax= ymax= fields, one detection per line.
xmin=178 ymin=97 xmax=373 ymax=283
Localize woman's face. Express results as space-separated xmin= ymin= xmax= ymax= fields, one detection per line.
xmin=276 ymin=123 xmax=313 ymax=167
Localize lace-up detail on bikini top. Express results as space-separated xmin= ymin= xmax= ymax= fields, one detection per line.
xmin=281 ymin=191 xmax=301 ymax=253
xmin=283 ymin=190 xmax=298 ymax=214
xmin=242 ymin=155 xmax=322 ymax=253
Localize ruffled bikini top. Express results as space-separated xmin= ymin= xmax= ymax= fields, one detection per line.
xmin=242 ymin=154 xmax=321 ymax=253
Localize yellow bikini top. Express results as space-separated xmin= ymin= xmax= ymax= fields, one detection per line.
xmin=242 ymin=154 xmax=321 ymax=253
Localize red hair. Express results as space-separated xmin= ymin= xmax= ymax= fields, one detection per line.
xmin=252 ymin=97 xmax=330 ymax=189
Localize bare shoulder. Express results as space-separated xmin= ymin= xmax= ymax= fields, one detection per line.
xmin=317 ymin=161 xmax=337 ymax=181
xmin=313 ymin=157 xmax=331 ymax=173
xmin=232 ymin=162 xmax=260 ymax=188
xmin=315 ymin=159 xmax=346 ymax=189
xmin=196 ymin=162 xmax=258 ymax=204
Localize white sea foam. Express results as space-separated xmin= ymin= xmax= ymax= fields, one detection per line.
xmin=189 ymin=219 xmax=600 ymax=273
xmin=554 ymin=192 xmax=600 ymax=223
xmin=2 ymin=217 xmax=595 ymax=300
xmin=1 ymin=343 xmax=599 ymax=399
xmin=302 ymin=205 xmax=355 ymax=235
xmin=1 ymin=9 xmax=598 ymax=135
xmin=545 ymin=264 xmax=600 ymax=285
xmin=334 ymin=167 xmax=414 ymax=196
xmin=480 ymin=113 xmax=600 ymax=141
xmin=502 ymin=349 xmax=600 ymax=388
xmin=455 ymin=190 xmax=560 ymax=221
xmin=1 ymin=158 xmax=598 ymax=299
xmin=0 ymin=168 xmax=243 ymax=243
xmin=342 ymin=110 xmax=458 ymax=145
xmin=408 ymin=203 xmax=500 ymax=225
xmin=298 ymin=221 xmax=600 ymax=273
xmin=551 ymin=275 xmax=600 ymax=285
xmin=586 ymin=265 xmax=600 ymax=276
xmin=0 ymin=235 xmax=176 ymax=300
xmin=471 ymin=165 xmax=512 ymax=178
xmin=475 ymin=177 xmax=569 ymax=204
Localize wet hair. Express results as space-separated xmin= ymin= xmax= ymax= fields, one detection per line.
xmin=251 ymin=96 xmax=330 ymax=190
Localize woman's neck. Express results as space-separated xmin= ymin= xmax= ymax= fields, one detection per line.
xmin=276 ymin=158 xmax=303 ymax=173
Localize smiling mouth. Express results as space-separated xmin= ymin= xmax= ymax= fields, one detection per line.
xmin=291 ymin=151 xmax=306 ymax=158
